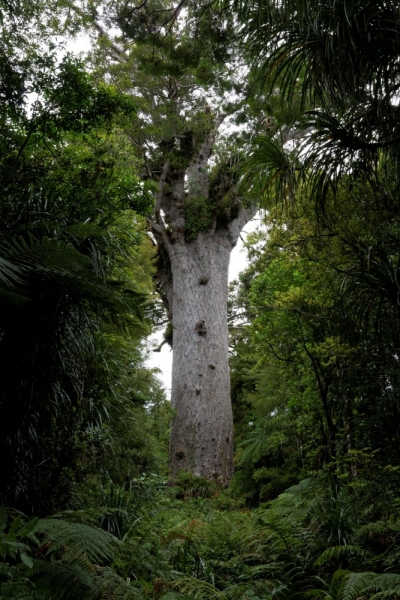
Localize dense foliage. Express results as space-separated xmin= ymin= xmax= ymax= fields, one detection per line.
xmin=1 ymin=0 xmax=400 ymax=599
xmin=0 ymin=0 xmax=170 ymax=515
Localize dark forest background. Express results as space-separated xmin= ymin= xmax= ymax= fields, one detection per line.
xmin=1 ymin=1 xmax=400 ymax=598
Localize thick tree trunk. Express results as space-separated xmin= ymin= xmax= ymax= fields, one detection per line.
xmin=166 ymin=206 xmax=254 ymax=484
xmin=168 ymin=230 xmax=233 ymax=484
xmin=149 ymin=113 xmax=255 ymax=485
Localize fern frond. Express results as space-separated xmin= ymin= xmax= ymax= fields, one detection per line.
xmin=33 ymin=519 xmax=118 ymax=564
xmin=362 ymin=574 xmax=400 ymax=599
xmin=93 ymin=567 xmax=146 ymax=600
xmin=341 ymin=571 xmax=379 ymax=600
xmin=315 ymin=545 xmax=367 ymax=566
xmin=0 ymin=580 xmax=32 ymax=600
xmin=29 ymin=559 xmax=95 ymax=600
xmin=171 ymin=576 xmax=224 ymax=600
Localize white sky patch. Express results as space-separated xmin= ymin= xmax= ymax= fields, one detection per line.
xmin=63 ymin=31 xmax=92 ymax=56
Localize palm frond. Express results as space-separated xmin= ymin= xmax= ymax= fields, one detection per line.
xmin=235 ymin=0 xmax=400 ymax=111
xmin=241 ymin=136 xmax=301 ymax=206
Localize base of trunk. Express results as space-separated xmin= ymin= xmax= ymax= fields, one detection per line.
xmin=168 ymin=231 xmax=234 ymax=486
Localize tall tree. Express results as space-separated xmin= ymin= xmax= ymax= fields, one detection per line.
xmin=67 ymin=0 xmax=255 ymax=484
xmin=0 ymin=40 xmax=160 ymax=512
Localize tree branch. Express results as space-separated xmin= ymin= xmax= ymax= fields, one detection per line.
xmin=61 ymin=0 xmax=127 ymax=62
xmin=226 ymin=202 xmax=258 ymax=248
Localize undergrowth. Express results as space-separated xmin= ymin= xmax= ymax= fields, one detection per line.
xmin=2 ymin=470 xmax=400 ymax=599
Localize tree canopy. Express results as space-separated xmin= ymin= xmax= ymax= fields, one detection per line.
xmin=2 ymin=1 xmax=400 ymax=599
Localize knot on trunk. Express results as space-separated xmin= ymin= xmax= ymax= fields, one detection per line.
xmin=195 ymin=320 xmax=207 ymax=336
xmin=175 ymin=448 xmax=185 ymax=459
xmin=198 ymin=277 xmax=209 ymax=285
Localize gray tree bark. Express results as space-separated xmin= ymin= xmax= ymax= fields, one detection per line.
xmin=149 ymin=116 xmax=255 ymax=485
xmin=168 ymin=215 xmax=252 ymax=484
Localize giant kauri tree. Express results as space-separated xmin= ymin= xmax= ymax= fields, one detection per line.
xmin=69 ymin=0 xmax=255 ymax=483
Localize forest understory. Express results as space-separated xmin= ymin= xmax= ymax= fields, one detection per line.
xmin=2 ymin=0 xmax=400 ymax=598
